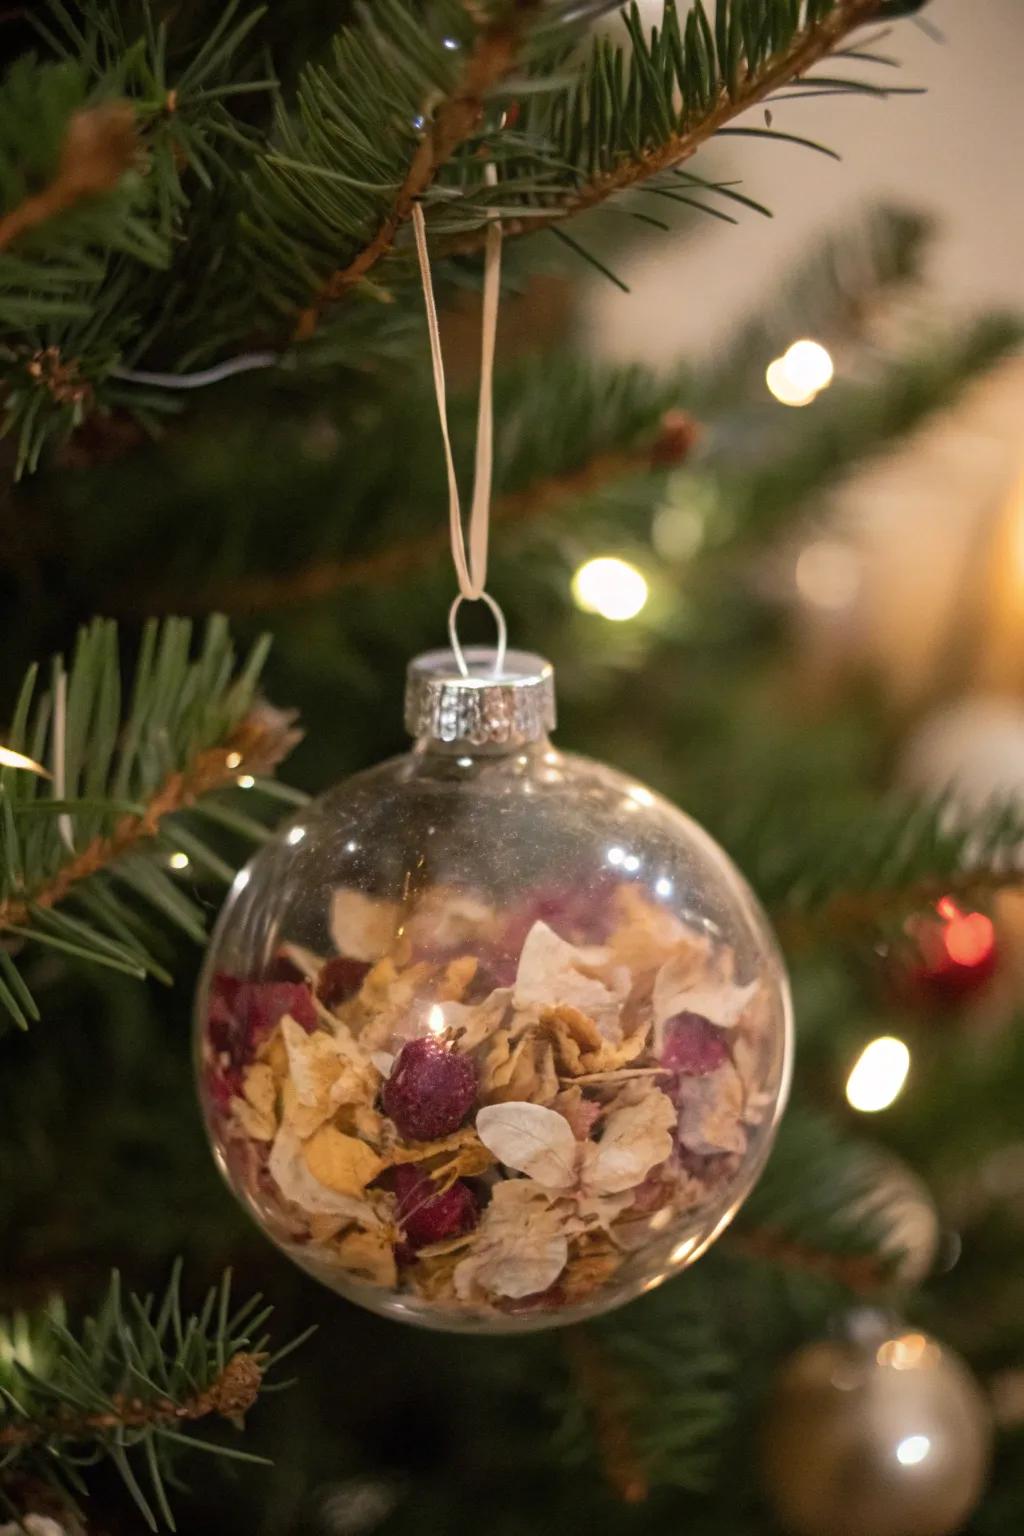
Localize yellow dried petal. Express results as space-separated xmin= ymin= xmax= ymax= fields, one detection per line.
xmin=230 ymin=1095 xmax=275 ymax=1142
xmin=333 ymin=1227 xmax=398 ymax=1288
xmin=437 ymin=954 xmax=479 ymax=1003
xmin=242 ymin=1062 xmax=277 ymax=1119
xmin=304 ymin=1125 xmax=384 ymax=1196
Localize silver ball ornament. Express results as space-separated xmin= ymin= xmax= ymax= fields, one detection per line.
xmin=761 ymin=1319 xmax=992 ymax=1536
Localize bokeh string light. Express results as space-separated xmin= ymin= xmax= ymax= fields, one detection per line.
xmin=572 ymin=556 xmax=649 ymax=621
xmin=846 ymin=1035 xmax=911 ymax=1113
xmin=766 ymin=338 xmax=835 ymax=408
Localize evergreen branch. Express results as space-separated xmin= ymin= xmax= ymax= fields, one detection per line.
xmin=0 ymin=1350 xmax=263 ymax=1449
xmin=290 ymin=0 xmax=542 ymax=340
xmin=167 ymin=408 xmax=700 ymax=616
xmin=552 ymin=1283 xmax=733 ymax=1498
xmin=0 ymin=100 xmax=137 ymax=252
xmin=0 ymin=711 xmax=294 ymax=930
xmin=0 ymin=617 xmax=301 ymax=1028
xmin=731 ymin=1110 xmax=902 ymax=1285
xmin=562 ymin=1330 xmax=651 ymax=1503
xmin=440 ymin=0 xmax=891 ymax=259
xmin=735 ymin=796 xmax=1024 ymax=941
xmin=0 ymin=1266 xmax=301 ymax=1530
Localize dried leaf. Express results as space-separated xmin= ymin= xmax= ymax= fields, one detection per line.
xmin=332 ymin=1227 xmax=398 ymax=1288
xmin=231 ymin=1095 xmax=276 ymax=1142
xmin=677 ymin=1062 xmax=746 ymax=1155
xmin=269 ymin=1125 xmax=384 ymax=1221
xmin=476 ymin=1102 xmax=578 ymax=1189
xmin=454 ymin=1181 xmax=570 ymax=1300
xmin=561 ymin=1237 xmax=622 ymax=1302
xmin=436 ymin=954 xmax=479 ymax=1002
xmin=606 ymin=884 xmax=696 ymax=975
xmin=581 ymin=1088 xmax=676 ymax=1195
xmin=514 ymin=922 xmax=625 ymax=1035
xmin=304 ymin=1125 xmax=385 ymax=1196
xmin=385 ymin=1126 xmax=483 ymax=1165
xmin=436 ymin=987 xmax=512 ymax=1053
xmin=330 ymin=888 xmax=399 ymax=961
xmin=404 ymin=887 xmax=497 ymax=951
xmin=653 ymin=947 xmax=758 ymax=1031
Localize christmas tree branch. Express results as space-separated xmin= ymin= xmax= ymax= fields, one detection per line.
xmin=0 ymin=617 xmax=302 ymax=1029
xmin=0 ymin=1266 xmax=305 ymax=1531
xmin=0 ymin=711 xmax=295 ymax=931
xmin=442 ymin=0 xmax=890 ymax=261
xmin=291 ymin=1 xmax=540 ymax=340
xmin=562 ymin=1330 xmax=650 ymax=1504
xmin=151 ymin=408 xmax=699 ymax=616
xmin=0 ymin=100 xmax=136 ymax=252
xmin=0 ymin=1350 xmax=263 ymax=1449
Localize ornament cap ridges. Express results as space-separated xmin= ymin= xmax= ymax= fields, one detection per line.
xmin=404 ymin=646 xmax=556 ymax=749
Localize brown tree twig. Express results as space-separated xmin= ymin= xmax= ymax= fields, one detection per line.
xmin=563 ymin=1329 xmax=650 ymax=1504
xmin=132 ymin=409 xmax=700 ymax=617
xmin=0 ymin=104 xmax=137 ymax=252
xmin=726 ymin=1226 xmax=890 ymax=1293
xmin=776 ymin=868 xmax=1023 ymax=948
xmin=0 ymin=707 xmax=300 ymax=933
xmin=0 ymin=1350 xmax=263 ymax=1449
xmin=441 ymin=0 xmax=886 ymax=261
xmin=291 ymin=1 xmax=540 ymax=341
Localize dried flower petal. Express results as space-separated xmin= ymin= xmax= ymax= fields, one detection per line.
xmin=653 ymin=948 xmax=758 ymax=1033
xmin=454 ymin=1181 xmax=570 ymax=1300
xmin=581 ymin=1088 xmax=676 ymax=1195
xmin=514 ymin=922 xmax=624 ymax=1035
xmin=476 ymin=1101 xmax=578 ymax=1189
xmin=330 ymin=888 xmax=399 ymax=961
xmin=303 ymin=1125 xmax=385 ymax=1196
xmin=269 ymin=1125 xmax=384 ymax=1221
xmin=333 ymin=1227 xmax=398 ymax=1288
xmin=676 ymin=1062 xmax=746 ymax=1155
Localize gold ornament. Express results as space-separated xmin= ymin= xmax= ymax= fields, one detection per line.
xmin=761 ymin=1316 xmax=992 ymax=1536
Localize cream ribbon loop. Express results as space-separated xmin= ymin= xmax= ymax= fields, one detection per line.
xmin=413 ymin=162 xmax=506 ymax=679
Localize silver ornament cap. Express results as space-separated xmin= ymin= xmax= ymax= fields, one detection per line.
xmin=404 ymin=646 xmax=556 ymax=749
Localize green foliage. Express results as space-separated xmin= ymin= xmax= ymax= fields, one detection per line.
xmin=553 ymin=1286 xmax=735 ymax=1495
xmin=0 ymin=616 xmax=296 ymax=1031
xmin=0 ymin=1264 xmax=303 ymax=1530
xmin=0 ymin=0 xmax=922 ymax=475
xmin=730 ymin=794 xmax=1024 ymax=929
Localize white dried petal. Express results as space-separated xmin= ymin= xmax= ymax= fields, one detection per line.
xmin=454 ymin=1180 xmax=569 ymax=1300
xmin=476 ymin=1101 xmax=578 ymax=1190
xmin=653 ymin=947 xmax=759 ymax=1032
xmin=676 ymin=1062 xmax=746 ymax=1156
xmin=581 ymin=1088 xmax=676 ymax=1195
xmin=514 ymin=921 xmax=623 ymax=1036
xmin=439 ymin=987 xmax=513 ymax=1053
xmin=268 ymin=1125 xmax=384 ymax=1222
xmin=405 ymin=887 xmax=497 ymax=950
xmin=330 ymin=888 xmax=399 ymax=962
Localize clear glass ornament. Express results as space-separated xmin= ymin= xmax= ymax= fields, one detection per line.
xmin=195 ymin=648 xmax=792 ymax=1332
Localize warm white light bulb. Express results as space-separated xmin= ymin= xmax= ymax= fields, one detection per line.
xmin=896 ymin=1435 xmax=931 ymax=1467
xmin=784 ymin=338 xmax=834 ymax=392
xmin=765 ymin=338 xmax=834 ymax=407
xmin=572 ymin=556 xmax=649 ymax=621
xmin=765 ymin=357 xmax=816 ymax=407
xmin=168 ymin=851 xmax=190 ymax=871
xmin=846 ymin=1036 xmax=911 ymax=1113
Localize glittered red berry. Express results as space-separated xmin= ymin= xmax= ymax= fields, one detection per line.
xmin=382 ymin=1037 xmax=477 ymax=1141
xmin=390 ymin=1164 xmax=478 ymax=1252
xmin=317 ymin=955 xmax=371 ymax=1009
xmin=662 ymin=1012 xmax=731 ymax=1075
